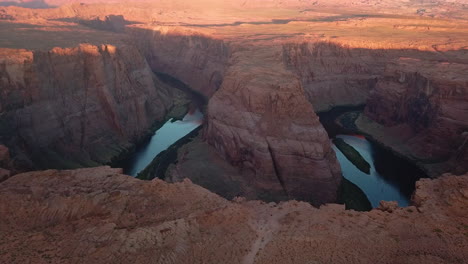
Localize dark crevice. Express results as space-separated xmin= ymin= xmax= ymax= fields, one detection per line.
xmin=266 ymin=141 xmax=289 ymax=197
xmin=154 ymin=71 xmax=208 ymax=108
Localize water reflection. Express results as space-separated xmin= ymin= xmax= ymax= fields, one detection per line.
xmin=123 ymin=109 xmax=203 ymax=176
xmin=333 ymin=135 xmax=410 ymax=207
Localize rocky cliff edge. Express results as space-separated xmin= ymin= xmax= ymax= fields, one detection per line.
xmin=0 ymin=166 xmax=466 ymax=263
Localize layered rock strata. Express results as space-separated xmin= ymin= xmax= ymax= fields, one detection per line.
xmin=0 ymin=44 xmax=173 ymax=169
xmin=132 ymin=26 xmax=230 ymax=98
xmin=205 ymin=45 xmax=342 ymax=205
xmin=363 ymin=58 xmax=468 ymax=176
xmin=282 ymin=42 xmax=385 ymax=112
xmin=283 ymin=41 xmax=468 ymax=176
xmin=0 ymin=166 xmax=466 ymax=263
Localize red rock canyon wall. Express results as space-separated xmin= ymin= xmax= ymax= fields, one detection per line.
xmin=0 ymin=44 xmax=173 ymax=169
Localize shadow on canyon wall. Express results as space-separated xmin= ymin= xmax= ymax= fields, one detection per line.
xmin=0 ymin=21 xmax=229 ymax=172
xmin=176 ymin=13 xmax=405 ymax=28
xmin=52 ymin=16 xmax=140 ymax=33
xmin=0 ymin=20 xmax=466 ymax=178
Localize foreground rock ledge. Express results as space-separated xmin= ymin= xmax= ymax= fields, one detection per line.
xmin=0 ymin=166 xmax=467 ymax=264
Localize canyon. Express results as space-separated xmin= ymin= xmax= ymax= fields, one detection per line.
xmin=0 ymin=0 xmax=467 ymax=262
xmin=0 ymin=44 xmax=177 ymax=170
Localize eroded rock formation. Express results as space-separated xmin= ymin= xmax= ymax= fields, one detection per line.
xmin=79 ymin=15 xmax=127 ymax=33
xmin=205 ymin=45 xmax=342 ymax=205
xmin=0 ymin=166 xmax=466 ymax=263
xmin=282 ymin=40 xmax=468 ymax=176
xmin=0 ymin=1 xmax=467 ymax=262
xmin=282 ymin=42 xmax=383 ymax=112
xmin=363 ymin=59 xmax=468 ymax=176
xmin=132 ymin=26 xmax=229 ymax=98
xmin=0 ymin=44 xmax=173 ymax=169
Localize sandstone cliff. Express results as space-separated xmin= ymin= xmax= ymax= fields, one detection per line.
xmin=205 ymin=45 xmax=342 ymax=205
xmin=131 ymin=26 xmax=229 ymax=99
xmin=0 ymin=166 xmax=466 ymax=263
xmin=282 ymin=40 xmax=468 ymax=176
xmin=363 ymin=58 xmax=468 ymax=176
xmin=0 ymin=0 xmax=466 ymax=206
xmin=0 ymin=44 xmax=173 ymax=169
xmin=282 ymin=42 xmax=384 ymax=112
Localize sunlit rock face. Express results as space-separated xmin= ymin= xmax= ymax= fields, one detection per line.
xmin=79 ymin=15 xmax=127 ymax=33
xmin=0 ymin=166 xmax=467 ymax=263
xmin=205 ymin=46 xmax=342 ymax=205
xmin=0 ymin=44 xmax=172 ymax=169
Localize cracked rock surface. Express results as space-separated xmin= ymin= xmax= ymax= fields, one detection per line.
xmin=0 ymin=166 xmax=467 ymax=264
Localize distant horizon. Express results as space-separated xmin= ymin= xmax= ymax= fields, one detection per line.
xmin=0 ymin=0 xmax=51 ymax=9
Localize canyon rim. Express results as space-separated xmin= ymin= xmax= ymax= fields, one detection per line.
xmin=0 ymin=0 xmax=467 ymax=263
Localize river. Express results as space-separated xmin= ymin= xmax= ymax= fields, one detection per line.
xmin=319 ymin=107 xmax=426 ymax=208
xmin=334 ymin=135 xmax=409 ymax=207
xmin=122 ymin=108 xmax=203 ymax=176
xmin=119 ymin=102 xmax=423 ymax=208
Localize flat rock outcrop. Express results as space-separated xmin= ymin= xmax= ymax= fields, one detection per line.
xmin=0 ymin=167 xmax=466 ymax=263
xmin=205 ymin=45 xmax=342 ymax=205
xmin=79 ymin=15 xmax=127 ymax=33
xmin=0 ymin=44 xmax=173 ymax=169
